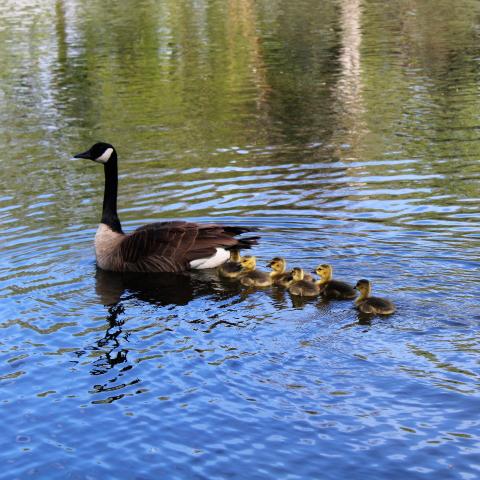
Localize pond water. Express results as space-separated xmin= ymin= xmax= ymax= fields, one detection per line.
xmin=1 ymin=0 xmax=480 ymax=478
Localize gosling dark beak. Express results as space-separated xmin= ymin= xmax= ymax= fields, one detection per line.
xmin=311 ymin=271 xmax=317 ymax=275
xmin=73 ymin=149 xmax=93 ymax=160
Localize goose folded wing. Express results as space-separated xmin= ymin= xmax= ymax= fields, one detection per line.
xmin=118 ymin=221 xmax=246 ymax=271
xmin=119 ymin=221 xmax=198 ymax=270
xmin=183 ymin=224 xmax=241 ymax=263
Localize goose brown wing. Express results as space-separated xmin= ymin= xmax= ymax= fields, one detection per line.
xmin=119 ymin=221 xmax=255 ymax=272
xmin=119 ymin=221 xmax=197 ymax=271
xmin=183 ymin=224 xmax=243 ymax=262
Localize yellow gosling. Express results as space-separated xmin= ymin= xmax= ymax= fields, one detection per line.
xmin=267 ymin=257 xmax=292 ymax=287
xmin=354 ymin=279 xmax=395 ymax=315
xmin=267 ymin=257 xmax=313 ymax=286
xmin=218 ymin=249 xmax=243 ymax=279
xmin=240 ymin=256 xmax=273 ymax=287
xmin=287 ymin=267 xmax=321 ymax=297
xmin=313 ymin=264 xmax=356 ymax=300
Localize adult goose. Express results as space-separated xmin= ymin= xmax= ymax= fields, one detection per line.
xmin=74 ymin=142 xmax=258 ymax=273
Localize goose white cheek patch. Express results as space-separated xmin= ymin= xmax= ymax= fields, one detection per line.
xmin=95 ymin=148 xmax=113 ymax=164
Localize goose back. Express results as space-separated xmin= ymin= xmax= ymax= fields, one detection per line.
xmin=321 ymin=280 xmax=356 ymax=299
xmin=356 ymin=296 xmax=395 ymax=315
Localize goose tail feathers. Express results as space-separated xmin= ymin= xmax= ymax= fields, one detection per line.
xmin=229 ymin=235 xmax=260 ymax=250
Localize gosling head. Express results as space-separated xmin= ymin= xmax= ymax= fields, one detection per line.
xmin=267 ymin=257 xmax=287 ymax=273
xmin=291 ymin=267 xmax=305 ymax=282
xmin=355 ymin=279 xmax=371 ymax=298
xmin=74 ymin=142 xmax=116 ymax=164
xmin=240 ymin=256 xmax=257 ymax=271
xmin=314 ymin=264 xmax=332 ymax=282
xmin=229 ymin=249 xmax=242 ymax=263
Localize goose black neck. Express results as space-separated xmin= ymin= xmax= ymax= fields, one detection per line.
xmin=101 ymin=152 xmax=123 ymax=233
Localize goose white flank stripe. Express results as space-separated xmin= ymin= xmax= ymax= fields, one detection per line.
xmin=189 ymin=248 xmax=230 ymax=269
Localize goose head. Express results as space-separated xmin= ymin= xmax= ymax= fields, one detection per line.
xmin=240 ymin=256 xmax=257 ymax=271
xmin=229 ymin=249 xmax=242 ymax=263
xmin=291 ymin=267 xmax=305 ymax=282
xmin=74 ymin=142 xmax=116 ymax=164
xmin=267 ymin=257 xmax=287 ymax=274
xmin=354 ymin=279 xmax=372 ymax=298
xmin=313 ymin=264 xmax=332 ymax=282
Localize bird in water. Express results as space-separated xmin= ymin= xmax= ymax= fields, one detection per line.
xmin=267 ymin=257 xmax=313 ymax=287
xmin=218 ymin=249 xmax=243 ymax=279
xmin=313 ymin=264 xmax=356 ymax=299
xmin=267 ymin=257 xmax=292 ymax=287
xmin=287 ymin=267 xmax=321 ymax=297
xmin=239 ymin=256 xmax=273 ymax=287
xmin=74 ymin=142 xmax=258 ymax=273
xmin=354 ymin=279 xmax=395 ymax=315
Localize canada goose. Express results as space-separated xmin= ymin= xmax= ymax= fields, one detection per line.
xmin=313 ymin=264 xmax=356 ymax=299
xmin=218 ymin=249 xmax=243 ymax=278
xmin=287 ymin=267 xmax=321 ymax=297
xmin=354 ymin=279 xmax=395 ymax=315
xmin=239 ymin=256 xmax=272 ymax=287
xmin=74 ymin=143 xmax=258 ymax=272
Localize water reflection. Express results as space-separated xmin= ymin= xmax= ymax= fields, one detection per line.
xmin=89 ymin=303 xmax=129 ymax=376
xmin=95 ymin=268 xmax=196 ymax=307
xmin=94 ymin=267 xmax=249 ymax=307
xmin=334 ymin=0 xmax=366 ymax=158
xmin=91 ymin=267 xmax=252 ymax=374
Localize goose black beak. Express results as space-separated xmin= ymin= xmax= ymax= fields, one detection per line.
xmin=74 ymin=149 xmax=93 ymax=160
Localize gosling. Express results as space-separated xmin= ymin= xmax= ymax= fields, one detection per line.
xmin=239 ymin=256 xmax=273 ymax=287
xmin=218 ymin=249 xmax=243 ymax=279
xmin=313 ymin=264 xmax=356 ymax=299
xmin=267 ymin=257 xmax=292 ymax=287
xmin=268 ymin=257 xmax=314 ymax=286
xmin=287 ymin=267 xmax=321 ymax=297
xmin=354 ymin=279 xmax=395 ymax=315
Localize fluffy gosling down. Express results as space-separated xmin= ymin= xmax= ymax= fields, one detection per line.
xmin=218 ymin=249 xmax=243 ymax=279
xmin=267 ymin=257 xmax=292 ymax=287
xmin=268 ymin=257 xmax=314 ymax=286
xmin=314 ymin=264 xmax=356 ymax=299
xmin=355 ymin=279 xmax=395 ymax=315
xmin=287 ymin=268 xmax=321 ymax=297
xmin=240 ymin=256 xmax=273 ymax=287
